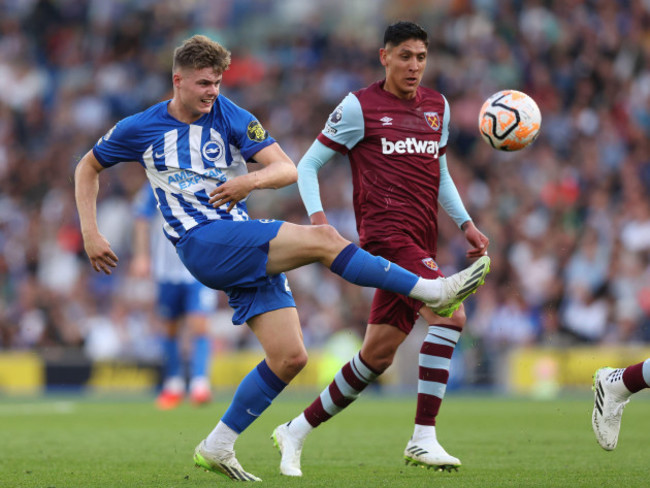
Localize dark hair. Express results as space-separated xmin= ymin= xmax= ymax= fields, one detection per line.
xmin=173 ymin=35 xmax=231 ymax=72
xmin=383 ymin=21 xmax=429 ymax=48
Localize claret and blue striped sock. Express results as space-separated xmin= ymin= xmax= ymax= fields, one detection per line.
xmin=622 ymin=359 xmax=650 ymax=393
xmin=415 ymin=324 xmax=461 ymax=427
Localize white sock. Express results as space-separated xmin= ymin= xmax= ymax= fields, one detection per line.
xmin=205 ymin=420 xmax=238 ymax=452
xmin=606 ymin=368 xmax=632 ymax=399
xmin=412 ymin=424 xmax=436 ymax=443
xmin=409 ymin=278 xmax=441 ymax=303
xmin=163 ymin=376 xmax=185 ymax=393
xmin=189 ymin=376 xmax=210 ymax=392
xmin=287 ymin=413 xmax=314 ymax=440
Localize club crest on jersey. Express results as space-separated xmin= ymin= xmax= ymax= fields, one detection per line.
xmin=424 ymin=112 xmax=440 ymax=131
xmin=202 ymin=139 xmax=225 ymax=162
xmin=421 ymin=257 xmax=439 ymax=271
xmin=247 ymin=120 xmax=268 ymax=142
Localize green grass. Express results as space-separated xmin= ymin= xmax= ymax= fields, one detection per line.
xmin=0 ymin=392 xmax=647 ymax=487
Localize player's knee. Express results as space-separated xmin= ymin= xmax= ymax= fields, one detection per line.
xmin=362 ymin=349 xmax=395 ymax=374
xmin=281 ymin=350 xmax=309 ymax=380
xmin=371 ymin=356 xmax=393 ymax=373
xmin=310 ymin=224 xmax=348 ymax=254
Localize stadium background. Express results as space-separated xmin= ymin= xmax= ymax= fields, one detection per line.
xmin=1 ymin=0 xmax=649 ymax=396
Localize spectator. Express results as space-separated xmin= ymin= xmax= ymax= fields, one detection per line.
xmin=0 ymin=0 xmax=649 ymax=391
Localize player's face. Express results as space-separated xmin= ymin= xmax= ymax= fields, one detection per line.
xmin=171 ymin=67 xmax=222 ymax=123
xmin=380 ymin=39 xmax=427 ymax=100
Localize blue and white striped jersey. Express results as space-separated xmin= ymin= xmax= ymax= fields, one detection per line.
xmin=93 ymin=96 xmax=275 ymax=244
xmin=132 ymin=183 xmax=196 ymax=284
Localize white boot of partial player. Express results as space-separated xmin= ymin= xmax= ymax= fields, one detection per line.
xmin=404 ymin=427 xmax=461 ymax=472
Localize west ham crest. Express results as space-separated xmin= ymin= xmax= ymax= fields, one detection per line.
xmin=422 ymin=257 xmax=439 ymax=270
xmin=424 ymin=112 xmax=440 ymax=131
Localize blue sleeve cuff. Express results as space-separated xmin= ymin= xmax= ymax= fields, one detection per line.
xmin=438 ymin=154 xmax=471 ymax=228
xmin=297 ymin=140 xmax=337 ymax=216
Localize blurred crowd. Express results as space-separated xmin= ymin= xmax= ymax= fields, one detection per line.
xmin=1 ymin=0 xmax=649 ymax=386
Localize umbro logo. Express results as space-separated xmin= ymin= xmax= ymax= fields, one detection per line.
xmin=380 ymin=116 xmax=393 ymax=126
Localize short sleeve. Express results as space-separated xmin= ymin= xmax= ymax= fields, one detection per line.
xmin=93 ymin=114 xmax=144 ymax=167
xmin=440 ymin=95 xmax=450 ymax=149
xmin=222 ymin=101 xmax=276 ymax=162
xmin=317 ymin=93 xmax=364 ymax=153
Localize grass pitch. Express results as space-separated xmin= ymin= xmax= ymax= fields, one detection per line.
xmin=0 ymin=392 xmax=647 ymax=487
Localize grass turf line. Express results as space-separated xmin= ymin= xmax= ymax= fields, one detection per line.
xmin=0 ymin=394 xmax=647 ymax=487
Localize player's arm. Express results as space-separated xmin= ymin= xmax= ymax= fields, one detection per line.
xmin=208 ymin=142 xmax=297 ymax=212
xmin=439 ymin=154 xmax=489 ymax=258
xmin=298 ymin=93 xmax=364 ymax=225
xmin=297 ymin=140 xmax=337 ymax=225
xmin=438 ymin=94 xmax=488 ymax=257
xmin=74 ymin=150 xmax=119 ymax=274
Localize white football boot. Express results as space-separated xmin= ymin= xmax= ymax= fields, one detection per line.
xmin=404 ymin=437 xmax=461 ymax=472
xmin=271 ymin=423 xmax=304 ymax=476
xmin=193 ymin=440 xmax=261 ymax=481
xmin=424 ymin=255 xmax=490 ymax=317
xmin=592 ymin=367 xmax=631 ymax=451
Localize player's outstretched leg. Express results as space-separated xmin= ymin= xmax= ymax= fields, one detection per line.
xmin=592 ymin=367 xmax=630 ymax=450
xmin=327 ymin=242 xmax=490 ymax=318
xmin=194 ymin=439 xmax=261 ymax=481
xmin=404 ymin=426 xmax=461 ymax=472
xmin=271 ymin=227 xmax=490 ymax=317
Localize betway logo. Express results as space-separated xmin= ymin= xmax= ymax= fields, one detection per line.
xmin=381 ymin=137 xmax=439 ymax=155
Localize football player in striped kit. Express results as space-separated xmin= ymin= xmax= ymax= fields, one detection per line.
xmin=273 ymin=21 xmax=490 ymax=475
xmin=131 ymin=183 xmax=216 ymax=409
xmin=74 ymin=34 xmax=489 ymax=481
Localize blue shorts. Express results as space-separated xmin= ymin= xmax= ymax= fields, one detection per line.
xmin=176 ymin=219 xmax=295 ymax=325
xmin=157 ymin=280 xmax=216 ymax=320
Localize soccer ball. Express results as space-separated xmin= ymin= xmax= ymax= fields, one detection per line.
xmin=478 ymin=90 xmax=541 ymax=151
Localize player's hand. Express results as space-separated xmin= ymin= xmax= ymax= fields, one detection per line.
xmin=462 ymin=221 xmax=490 ymax=258
xmin=309 ymin=211 xmax=328 ymax=226
xmin=208 ymin=175 xmax=253 ymax=213
xmin=83 ymin=231 xmax=118 ymax=274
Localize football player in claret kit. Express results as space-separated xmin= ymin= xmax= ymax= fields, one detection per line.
xmin=273 ymin=21 xmax=491 ymax=475
xmin=74 ymin=34 xmax=489 ymax=481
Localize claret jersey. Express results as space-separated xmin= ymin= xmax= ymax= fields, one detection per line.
xmin=93 ymin=96 xmax=275 ymax=245
xmin=317 ymin=80 xmax=449 ymax=253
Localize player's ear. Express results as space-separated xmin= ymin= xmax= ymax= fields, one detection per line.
xmin=172 ymin=71 xmax=182 ymax=88
xmin=379 ymin=47 xmax=388 ymax=67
